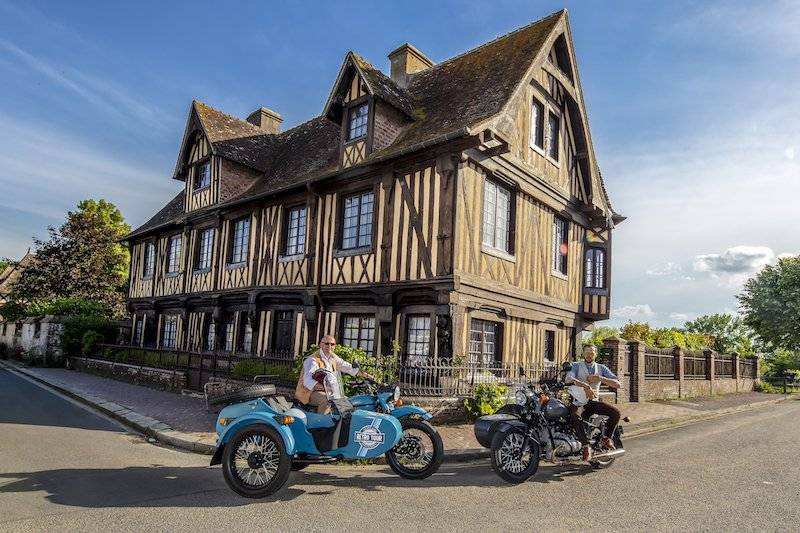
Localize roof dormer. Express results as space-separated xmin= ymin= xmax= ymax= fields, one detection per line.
xmin=323 ymin=52 xmax=415 ymax=169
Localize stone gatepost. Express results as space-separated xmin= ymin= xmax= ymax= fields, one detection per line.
xmin=751 ymin=356 xmax=761 ymax=378
xmin=704 ymin=348 xmax=716 ymax=395
xmin=673 ymin=345 xmax=684 ymax=397
xmin=627 ymin=340 xmax=646 ymax=402
xmin=603 ymin=336 xmax=629 ymax=402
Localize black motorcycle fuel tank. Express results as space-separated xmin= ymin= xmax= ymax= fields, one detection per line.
xmin=543 ymin=398 xmax=569 ymax=420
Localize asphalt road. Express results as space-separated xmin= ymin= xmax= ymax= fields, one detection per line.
xmin=1 ymin=366 xmax=799 ymax=532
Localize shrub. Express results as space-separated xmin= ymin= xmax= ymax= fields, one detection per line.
xmin=232 ymin=358 xmax=299 ymax=383
xmin=753 ymin=380 xmax=782 ymax=394
xmin=81 ymin=330 xmax=104 ymax=356
xmin=463 ymin=383 xmax=508 ymax=419
xmin=62 ymin=315 xmax=117 ymax=357
xmin=27 ymin=297 xmax=111 ymax=318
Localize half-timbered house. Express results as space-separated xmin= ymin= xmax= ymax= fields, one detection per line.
xmin=124 ymin=9 xmax=624 ymax=371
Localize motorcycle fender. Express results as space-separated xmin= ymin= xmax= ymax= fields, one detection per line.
xmin=474 ymin=413 xmax=519 ymax=449
xmin=493 ymin=419 xmax=533 ymax=438
xmin=392 ymin=405 xmax=432 ymax=421
xmin=210 ymin=414 xmax=296 ymax=466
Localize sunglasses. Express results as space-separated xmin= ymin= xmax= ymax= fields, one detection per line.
xmin=321 ymin=342 xmax=336 ymax=346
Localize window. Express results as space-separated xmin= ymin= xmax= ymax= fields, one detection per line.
xmin=229 ymin=217 xmax=250 ymax=264
xmin=405 ymin=315 xmax=431 ymax=364
xmin=239 ymin=314 xmax=253 ymax=354
xmin=341 ymin=191 xmax=374 ymax=250
xmin=585 ymin=248 xmax=606 ymax=289
xmin=133 ymin=318 xmax=144 ymax=345
xmin=223 ymin=316 xmax=235 ymax=352
xmin=544 ymin=330 xmax=555 ymax=362
xmin=195 ymin=228 xmax=214 ymax=271
xmin=161 ymin=315 xmax=178 ymax=350
xmin=204 ymin=319 xmax=215 ymax=351
xmin=142 ymin=242 xmax=155 ymax=278
xmin=552 ymin=217 xmax=568 ymax=276
xmin=469 ymin=319 xmax=501 ymax=366
xmin=341 ymin=315 xmax=376 ymax=355
xmin=482 ymin=180 xmax=513 ymax=253
xmin=194 ymin=161 xmax=211 ymax=190
xmin=284 ymin=206 xmax=307 ymax=257
xmin=530 ymin=98 xmax=544 ymax=149
xmin=167 ymin=235 xmax=182 ymax=274
xmin=547 ymin=111 xmax=560 ymax=161
xmin=348 ymin=103 xmax=369 ymax=141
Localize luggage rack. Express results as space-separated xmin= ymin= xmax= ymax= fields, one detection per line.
xmin=203 ymin=374 xmax=279 ymax=411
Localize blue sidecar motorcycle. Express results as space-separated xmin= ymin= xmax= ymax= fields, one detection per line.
xmin=209 ymin=367 xmax=444 ymax=498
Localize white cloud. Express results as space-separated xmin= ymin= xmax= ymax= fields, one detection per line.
xmin=646 ymin=261 xmax=694 ymax=281
xmin=786 ymin=147 xmax=796 ymax=160
xmin=669 ymin=312 xmax=690 ymax=322
xmin=612 ymin=304 xmax=656 ymax=321
xmin=693 ymin=245 xmax=776 ymax=275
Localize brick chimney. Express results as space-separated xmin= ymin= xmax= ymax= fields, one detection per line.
xmin=246 ymin=107 xmax=282 ymax=134
xmin=388 ymin=43 xmax=433 ymax=88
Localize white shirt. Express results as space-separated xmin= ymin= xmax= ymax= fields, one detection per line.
xmin=302 ymin=350 xmax=358 ymax=391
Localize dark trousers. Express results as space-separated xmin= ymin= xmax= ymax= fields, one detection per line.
xmin=569 ymin=400 xmax=621 ymax=446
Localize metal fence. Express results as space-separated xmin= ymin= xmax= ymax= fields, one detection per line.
xmin=644 ymin=351 xmax=675 ymax=379
xmin=684 ymin=354 xmax=707 ymax=379
xmin=715 ymin=354 xmax=734 ymax=378
xmin=739 ymin=359 xmax=756 ymax=379
xmin=92 ymin=345 xmax=561 ymax=398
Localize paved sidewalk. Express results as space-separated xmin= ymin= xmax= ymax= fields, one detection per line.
xmin=2 ymin=360 xmax=791 ymax=460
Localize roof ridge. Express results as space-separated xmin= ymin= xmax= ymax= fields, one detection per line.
xmin=193 ymin=99 xmax=266 ymax=134
xmin=410 ymin=9 xmax=564 ymax=77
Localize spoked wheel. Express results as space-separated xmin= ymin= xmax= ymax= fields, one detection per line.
xmin=386 ymin=418 xmax=444 ymax=480
xmin=490 ymin=426 xmax=540 ymax=484
xmin=222 ymin=424 xmax=291 ymax=498
xmin=590 ymin=428 xmax=622 ymax=469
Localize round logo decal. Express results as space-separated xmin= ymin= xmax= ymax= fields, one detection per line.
xmin=354 ymin=424 xmax=385 ymax=450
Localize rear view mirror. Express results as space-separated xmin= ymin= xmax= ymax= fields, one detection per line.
xmin=561 ymin=362 xmax=573 ymax=373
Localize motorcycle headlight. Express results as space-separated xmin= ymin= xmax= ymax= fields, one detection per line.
xmin=393 ymin=386 xmax=401 ymax=402
xmin=515 ymin=389 xmax=528 ymax=405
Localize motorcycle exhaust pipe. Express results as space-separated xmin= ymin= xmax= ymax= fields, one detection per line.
xmin=591 ymin=448 xmax=625 ymax=461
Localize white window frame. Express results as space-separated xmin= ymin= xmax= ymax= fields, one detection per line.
xmin=482 ymin=179 xmax=514 ymax=255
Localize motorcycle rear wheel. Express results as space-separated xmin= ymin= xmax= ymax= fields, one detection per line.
xmin=490 ymin=426 xmax=540 ymax=484
xmin=386 ymin=418 xmax=444 ymax=480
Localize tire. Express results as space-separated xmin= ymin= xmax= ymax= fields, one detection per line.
xmin=490 ymin=426 xmax=540 ymax=484
xmin=221 ymin=424 xmax=291 ymax=498
xmin=386 ymin=418 xmax=444 ymax=480
xmin=208 ymin=384 xmax=276 ymax=406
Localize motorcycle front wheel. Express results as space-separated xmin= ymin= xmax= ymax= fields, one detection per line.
xmin=221 ymin=424 xmax=291 ymax=498
xmin=386 ymin=418 xmax=444 ymax=480
xmin=490 ymin=426 xmax=540 ymax=484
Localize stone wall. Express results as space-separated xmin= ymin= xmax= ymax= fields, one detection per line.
xmin=69 ymin=356 xmax=187 ymax=392
xmin=0 ymin=316 xmax=66 ymax=364
xmin=602 ymin=337 xmax=760 ymax=402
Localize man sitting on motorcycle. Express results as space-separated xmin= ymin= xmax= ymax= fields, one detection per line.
xmin=294 ymin=335 xmax=374 ymax=414
xmin=564 ymin=344 xmax=621 ymax=461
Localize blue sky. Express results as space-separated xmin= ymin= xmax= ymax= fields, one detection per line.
xmin=0 ymin=0 xmax=798 ymax=327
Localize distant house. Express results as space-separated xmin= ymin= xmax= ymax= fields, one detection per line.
xmin=123 ymin=9 xmax=623 ymax=367
xmin=0 ymin=250 xmax=33 ymax=316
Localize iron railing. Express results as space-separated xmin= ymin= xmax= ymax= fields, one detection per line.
xmin=684 ymin=355 xmax=707 ymax=379
xmin=715 ymin=354 xmax=734 ymax=378
xmin=644 ymin=351 xmax=675 ymax=379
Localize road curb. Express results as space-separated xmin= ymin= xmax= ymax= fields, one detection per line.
xmin=0 ymin=361 xmax=216 ymax=455
xmin=3 ymin=360 xmax=794 ymax=464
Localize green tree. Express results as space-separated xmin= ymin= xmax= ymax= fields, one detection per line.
xmin=583 ymin=326 xmax=620 ymax=348
xmin=739 ymin=256 xmax=800 ymax=351
xmin=11 ymin=199 xmax=131 ymax=316
xmin=683 ymin=313 xmax=753 ymax=354
xmin=620 ymin=322 xmax=652 ymax=343
xmin=0 ymin=258 xmax=11 ymax=274
xmin=761 ymin=349 xmax=800 ymax=378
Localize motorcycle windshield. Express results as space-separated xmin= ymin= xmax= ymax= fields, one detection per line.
xmin=323 ymin=371 xmax=345 ymax=401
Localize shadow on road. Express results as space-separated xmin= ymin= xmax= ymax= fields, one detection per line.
xmin=0 ymin=461 xmax=599 ymax=507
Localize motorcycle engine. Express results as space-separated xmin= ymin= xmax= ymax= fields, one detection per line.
xmin=551 ymin=432 xmax=582 ymax=458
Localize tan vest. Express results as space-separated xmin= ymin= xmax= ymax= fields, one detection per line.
xmin=294 ymin=351 xmax=336 ymax=404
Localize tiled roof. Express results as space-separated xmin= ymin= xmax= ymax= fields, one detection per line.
xmin=129 ymin=11 xmax=572 ymax=239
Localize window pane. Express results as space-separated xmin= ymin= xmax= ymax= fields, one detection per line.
xmin=197 ymin=228 xmax=213 ymax=270
xmin=167 ymin=236 xmax=182 ymax=273
xmin=483 ymin=180 xmax=512 ymax=252
xmin=194 ymin=162 xmax=211 ymax=190
xmin=143 ymin=242 xmax=155 ymax=277
xmin=348 ymin=103 xmax=369 ymax=140
xmin=285 ymin=206 xmax=307 ymax=256
xmin=548 ymin=112 xmax=560 ymax=161
xmin=341 ymin=192 xmax=373 ymax=250
xmin=406 ymin=315 xmax=431 ymax=364
xmin=231 ymin=218 xmax=250 ymax=263
xmin=530 ymin=99 xmax=544 ymax=149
